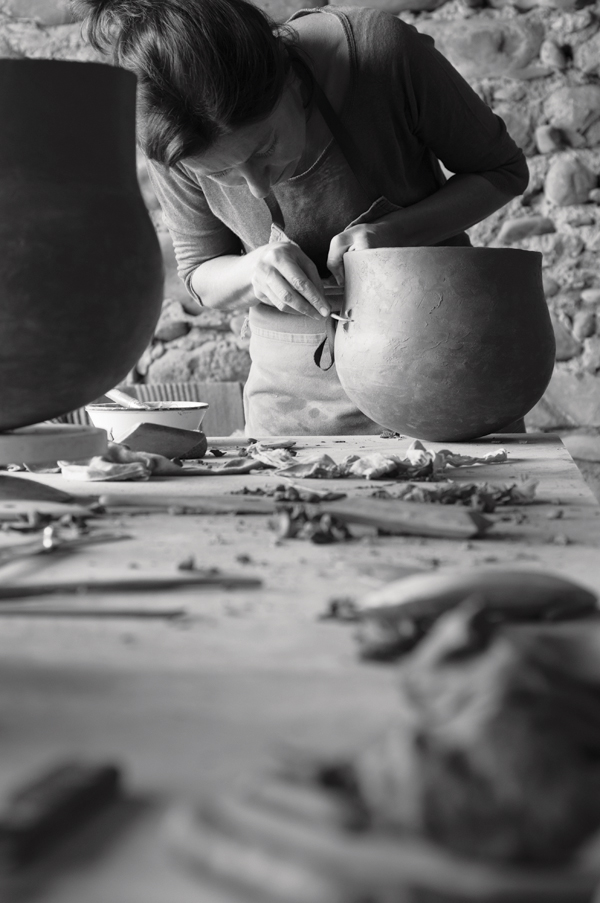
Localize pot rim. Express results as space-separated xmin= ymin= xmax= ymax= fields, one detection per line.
xmin=343 ymin=246 xmax=542 ymax=259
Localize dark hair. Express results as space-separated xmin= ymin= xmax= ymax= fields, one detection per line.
xmin=72 ymin=0 xmax=300 ymax=166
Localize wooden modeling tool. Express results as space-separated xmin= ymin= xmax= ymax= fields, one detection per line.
xmin=321 ymin=497 xmax=492 ymax=539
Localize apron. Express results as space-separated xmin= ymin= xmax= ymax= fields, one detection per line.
xmin=243 ymin=63 xmax=402 ymax=437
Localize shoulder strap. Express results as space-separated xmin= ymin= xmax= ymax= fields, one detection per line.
xmin=293 ymin=57 xmax=381 ymax=204
xmin=264 ymin=57 xmax=382 ymax=231
xmin=264 ymin=191 xmax=286 ymax=231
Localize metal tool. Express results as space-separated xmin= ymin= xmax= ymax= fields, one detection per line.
xmin=0 ymin=605 xmax=186 ymax=619
xmin=105 ymin=387 xmax=147 ymax=409
xmin=0 ymin=526 xmax=128 ymax=569
xmin=330 ymin=313 xmax=353 ymax=323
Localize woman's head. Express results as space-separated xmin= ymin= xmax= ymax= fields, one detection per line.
xmin=73 ymin=0 xmax=299 ymax=167
xmin=182 ymin=79 xmax=307 ymax=198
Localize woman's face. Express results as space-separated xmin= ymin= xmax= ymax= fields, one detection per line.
xmin=185 ymin=81 xmax=307 ymax=199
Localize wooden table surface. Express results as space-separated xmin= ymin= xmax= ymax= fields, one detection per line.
xmin=1 ymin=433 xmax=599 ymax=902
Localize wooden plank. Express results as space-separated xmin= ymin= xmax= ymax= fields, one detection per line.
xmin=0 ymin=434 xmax=598 ymax=903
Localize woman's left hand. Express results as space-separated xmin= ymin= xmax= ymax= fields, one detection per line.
xmin=327 ymin=175 xmax=519 ymax=287
xmin=327 ymin=221 xmax=392 ymax=286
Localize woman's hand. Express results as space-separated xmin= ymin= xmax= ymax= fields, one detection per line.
xmin=328 ymin=175 xmax=519 ymax=286
xmin=251 ymin=242 xmax=330 ymax=320
xmin=327 ymin=222 xmax=393 ymax=287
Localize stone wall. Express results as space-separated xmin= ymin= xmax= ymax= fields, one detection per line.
xmin=1 ymin=0 xmax=600 ymax=426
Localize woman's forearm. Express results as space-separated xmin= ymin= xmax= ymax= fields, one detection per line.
xmin=326 ymin=173 xmax=522 ymax=282
xmin=190 ymin=241 xmax=329 ymax=318
xmin=379 ymin=174 xmax=517 ymax=247
xmin=190 ymin=249 xmax=264 ymax=311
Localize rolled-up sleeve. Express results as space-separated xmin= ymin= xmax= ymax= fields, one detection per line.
xmin=397 ymin=21 xmax=529 ymax=198
xmin=146 ymin=160 xmax=243 ymax=300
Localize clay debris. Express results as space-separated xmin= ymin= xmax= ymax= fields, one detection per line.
xmin=346 ymin=607 xmax=600 ymax=864
xmin=371 ymin=479 xmax=537 ymax=511
xmin=268 ymin=440 xmax=508 ymax=480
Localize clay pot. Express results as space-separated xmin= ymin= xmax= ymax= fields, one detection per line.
xmin=0 ymin=59 xmax=164 ymax=430
xmin=335 ymin=248 xmax=555 ymax=441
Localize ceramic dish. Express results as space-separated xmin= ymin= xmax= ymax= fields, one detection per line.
xmin=86 ymin=401 xmax=209 ymax=442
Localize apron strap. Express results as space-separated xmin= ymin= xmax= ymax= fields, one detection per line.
xmin=264 ymin=57 xmax=381 ymax=231
xmin=264 ymin=59 xmax=381 ymax=371
xmin=264 ymin=191 xmax=286 ymax=232
xmin=292 ymin=57 xmax=381 ymax=205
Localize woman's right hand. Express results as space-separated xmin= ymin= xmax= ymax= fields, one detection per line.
xmin=250 ymin=242 xmax=330 ymax=320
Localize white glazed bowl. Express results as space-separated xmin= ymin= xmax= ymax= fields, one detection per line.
xmin=85 ymin=401 xmax=209 ymax=442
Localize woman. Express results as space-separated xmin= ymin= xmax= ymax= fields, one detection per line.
xmin=76 ymin=0 xmax=529 ymax=436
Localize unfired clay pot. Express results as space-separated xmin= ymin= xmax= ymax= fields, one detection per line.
xmin=0 ymin=59 xmax=164 ymax=430
xmin=335 ymin=248 xmax=555 ymax=441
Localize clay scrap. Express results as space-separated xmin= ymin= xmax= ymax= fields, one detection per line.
xmin=351 ymin=607 xmax=600 ymax=865
xmin=55 ymin=439 xmax=510 ymax=483
xmin=268 ymin=440 xmax=508 ymax=480
xmin=353 ymin=567 xmax=598 ymax=660
xmin=272 ymin=498 xmax=492 ymax=543
xmin=371 ymin=479 xmax=537 ymax=512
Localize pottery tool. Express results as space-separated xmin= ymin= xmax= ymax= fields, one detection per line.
xmin=0 ymin=527 xmax=129 ymax=568
xmin=206 ymin=437 xmax=297 ymax=449
xmin=105 ymin=387 xmax=147 ymax=409
xmin=98 ymin=493 xmax=276 ymax=515
xmin=0 ymin=605 xmax=185 ymax=619
xmin=0 ymin=572 xmax=262 ymax=600
xmin=0 ymin=501 xmax=95 ymax=522
xmin=330 ymin=313 xmax=352 ymax=323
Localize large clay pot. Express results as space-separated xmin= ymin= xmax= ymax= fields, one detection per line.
xmin=335 ymin=248 xmax=555 ymax=441
xmin=0 ymin=59 xmax=164 ymax=430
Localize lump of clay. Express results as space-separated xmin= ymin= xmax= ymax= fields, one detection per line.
xmin=352 ymin=606 xmax=600 ymax=865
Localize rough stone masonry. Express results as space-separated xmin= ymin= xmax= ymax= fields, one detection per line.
xmin=2 ymin=0 xmax=600 ymax=429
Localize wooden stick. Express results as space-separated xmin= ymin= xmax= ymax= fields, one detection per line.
xmin=322 ymin=498 xmax=492 ymax=540
xmin=99 ymin=493 xmax=275 ymax=514
xmin=0 ymin=573 xmax=262 ymax=600
xmin=0 ymin=606 xmax=185 ymax=618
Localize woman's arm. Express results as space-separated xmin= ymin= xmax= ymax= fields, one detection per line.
xmin=191 ymin=242 xmax=330 ymax=319
xmin=380 ymin=173 xmax=516 ymax=245
xmin=190 ymin=252 xmax=260 ymax=311
xmin=327 ymin=173 xmax=514 ymax=283
xmin=328 ymin=16 xmax=529 ymax=282
xmin=147 ymin=158 xmax=329 ymax=319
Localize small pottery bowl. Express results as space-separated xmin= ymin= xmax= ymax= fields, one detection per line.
xmin=86 ymin=401 xmax=209 ymax=442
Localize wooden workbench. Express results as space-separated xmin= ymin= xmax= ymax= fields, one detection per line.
xmin=1 ymin=433 xmax=599 ymax=902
